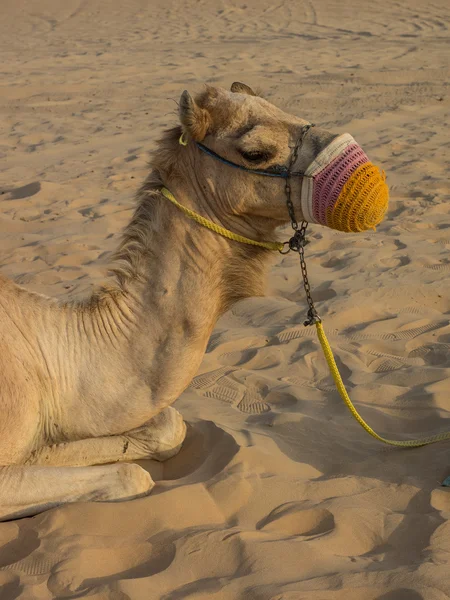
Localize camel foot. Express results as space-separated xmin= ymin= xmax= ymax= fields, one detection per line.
xmin=110 ymin=463 xmax=155 ymax=500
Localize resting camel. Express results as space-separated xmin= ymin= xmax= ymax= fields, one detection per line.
xmin=0 ymin=83 xmax=345 ymax=520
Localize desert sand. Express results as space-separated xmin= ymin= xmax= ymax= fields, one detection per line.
xmin=1 ymin=0 xmax=450 ymax=598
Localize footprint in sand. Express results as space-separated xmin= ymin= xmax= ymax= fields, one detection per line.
xmin=237 ymin=389 xmax=271 ymax=414
xmin=205 ymin=381 xmax=271 ymax=414
xmin=275 ymin=325 xmax=337 ymax=344
xmin=257 ymin=502 xmax=335 ymax=537
xmin=425 ymin=260 xmax=450 ymax=271
xmin=346 ymin=320 xmax=445 ymax=342
xmin=409 ymin=342 xmax=450 ymax=366
xmin=190 ymin=367 xmax=233 ymax=390
xmin=191 ymin=369 xmax=271 ymax=414
xmin=372 ymin=357 xmax=407 ymax=373
xmin=399 ymin=305 xmax=425 ymax=315
xmin=433 ymin=238 xmax=450 ymax=247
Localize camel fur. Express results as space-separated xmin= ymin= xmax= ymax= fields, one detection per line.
xmin=0 ymin=83 xmax=336 ymax=520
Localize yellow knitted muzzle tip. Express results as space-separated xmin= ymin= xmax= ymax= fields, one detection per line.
xmin=327 ymin=162 xmax=389 ymax=233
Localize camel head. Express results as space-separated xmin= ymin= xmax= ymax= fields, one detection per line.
xmin=174 ymin=83 xmax=388 ymax=236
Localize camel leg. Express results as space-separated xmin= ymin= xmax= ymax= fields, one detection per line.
xmin=0 ymin=463 xmax=154 ymax=521
xmin=27 ymin=406 xmax=187 ymax=467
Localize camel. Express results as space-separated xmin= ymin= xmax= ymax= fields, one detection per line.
xmin=0 ymin=83 xmax=338 ymax=520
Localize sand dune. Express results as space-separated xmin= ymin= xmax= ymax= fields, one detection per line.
xmin=1 ymin=0 xmax=450 ymax=598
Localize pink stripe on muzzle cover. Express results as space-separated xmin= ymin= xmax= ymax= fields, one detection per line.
xmin=312 ymin=143 xmax=369 ymax=226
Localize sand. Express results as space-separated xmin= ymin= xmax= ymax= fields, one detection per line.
xmin=1 ymin=0 xmax=450 ymax=598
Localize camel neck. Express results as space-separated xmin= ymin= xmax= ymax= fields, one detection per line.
xmin=110 ymin=186 xmax=272 ymax=319
xmin=90 ymin=186 xmax=273 ymax=403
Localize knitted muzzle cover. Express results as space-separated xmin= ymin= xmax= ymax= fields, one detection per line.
xmin=300 ymin=133 xmax=389 ymax=232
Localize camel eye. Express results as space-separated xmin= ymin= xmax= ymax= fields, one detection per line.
xmin=239 ymin=150 xmax=271 ymax=163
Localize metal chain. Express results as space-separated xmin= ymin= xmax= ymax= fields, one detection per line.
xmin=282 ymin=123 xmax=321 ymax=327
xmin=297 ymin=221 xmax=321 ymax=326
xmin=284 ymin=131 xmax=302 ymax=231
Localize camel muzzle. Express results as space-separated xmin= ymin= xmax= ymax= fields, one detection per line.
xmin=300 ymin=133 xmax=389 ymax=233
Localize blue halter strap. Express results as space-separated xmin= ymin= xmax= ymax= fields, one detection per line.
xmin=196 ymin=142 xmax=292 ymax=178
xmin=195 ymin=123 xmax=315 ymax=179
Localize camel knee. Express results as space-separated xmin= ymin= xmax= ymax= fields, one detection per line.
xmin=153 ymin=406 xmax=186 ymax=443
xmin=125 ymin=406 xmax=187 ymax=461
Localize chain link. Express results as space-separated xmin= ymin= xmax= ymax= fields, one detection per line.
xmin=297 ymin=221 xmax=321 ymax=326
xmin=284 ymin=177 xmax=298 ymax=230
xmin=282 ymin=123 xmax=321 ymax=326
xmin=284 ymin=131 xmax=303 ymax=230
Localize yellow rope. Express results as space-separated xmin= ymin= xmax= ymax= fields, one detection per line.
xmin=161 ymin=187 xmax=284 ymax=252
xmin=315 ymin=321 xmax=450 ymax=447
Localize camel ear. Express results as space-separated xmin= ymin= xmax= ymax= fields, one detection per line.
xmin=179 ymin=90 xmax=211 ymax=141
xmin=231 ymin=82 xmax=256 ymax=96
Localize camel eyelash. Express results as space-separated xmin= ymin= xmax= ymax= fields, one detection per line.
xmin=239 ymin=149 xmax=273 ymax=163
